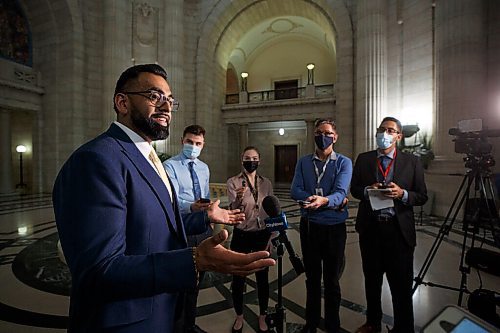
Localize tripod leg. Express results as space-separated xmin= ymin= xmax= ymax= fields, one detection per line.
xmin=412 ymin=172 xmax=475 ymax=294
xmin=479 ymin=176 xmax=499 ymax=237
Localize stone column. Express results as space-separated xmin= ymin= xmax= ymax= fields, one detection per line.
xmin=434 ymin=0 xmax=487 ymax=159
xmin=427 ymin=0 xmax=488 ymax=216
xmin=32 ymin=108 xmax=43 ymax=193
xmin=159 ymin=0 xmax=184 ymax=156
xmin=102 ymin=1 xmax=129 ymax=129
xmin=239 ymin=124 xmax=248 ymax=153
xmin=355 ymin=0 xmax=388 ymax=155
xmin=306 ymin=120 xmax=315 ymax=154
xmin=0 ymin=110 xmax=14 ymax=194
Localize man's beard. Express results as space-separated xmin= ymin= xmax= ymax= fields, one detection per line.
xmin=130 ymin=108 xmax=169 ymax=141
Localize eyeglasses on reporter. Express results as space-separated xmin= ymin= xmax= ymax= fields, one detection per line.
xmin=314 ymin=130 xmax=336 ymax=137
xmin=376 ymin=127 xmax=399 ymax=135
xmin=121 ymin=90 xmax=179 ymax=111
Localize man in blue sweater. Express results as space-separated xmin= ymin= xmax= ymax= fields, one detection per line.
xmin=291 ymin=119 xmax=352 ymax=333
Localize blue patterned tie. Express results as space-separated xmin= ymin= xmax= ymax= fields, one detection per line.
xmin=188 ymin=161 xmax=202 ymax=200
xmin=380 ymin=156 xmax=391 ymax=171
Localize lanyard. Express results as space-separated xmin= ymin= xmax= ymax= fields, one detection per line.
xmin=377 ymin=150 xmax=397 ymax=184
xmin=243 ymin=173 xmax=259 ymax=209
xmin=313 ymin=153 xmax=331 ymax=188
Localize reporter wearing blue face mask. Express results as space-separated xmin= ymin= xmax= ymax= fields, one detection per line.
xmin=163 ymin=124 xmax=211 ymax=333
xmin=351 ymin=117 xmax=427 ymax=333
xmin=291 ymin=119 xmax=352 ymax=333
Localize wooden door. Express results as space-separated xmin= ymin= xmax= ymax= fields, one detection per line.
xmin=274 ymin=145 xmax=298 ymax=187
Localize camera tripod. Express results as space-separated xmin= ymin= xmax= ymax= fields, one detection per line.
xmin=412 ymin=154 xmax=499 ymax=306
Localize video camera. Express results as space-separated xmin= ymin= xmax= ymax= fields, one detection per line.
xmin=449 ymin=119 xmax=500 ymax=157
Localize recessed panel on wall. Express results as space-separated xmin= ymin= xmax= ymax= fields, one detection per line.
xmin=131 ymin=2 xmax=159 ymax=64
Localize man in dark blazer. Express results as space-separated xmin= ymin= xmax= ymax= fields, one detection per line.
xmin=53 ymin=64 xmax=275 ymax=333
xmin=351 ymin=117 xmax=427 ymax=333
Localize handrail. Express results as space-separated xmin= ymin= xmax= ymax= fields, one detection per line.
xmin=225 ymin=84 xmax=334 ymax=104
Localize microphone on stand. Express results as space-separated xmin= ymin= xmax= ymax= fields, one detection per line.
xmin=262 ymin=195 xmax=304 ymax=275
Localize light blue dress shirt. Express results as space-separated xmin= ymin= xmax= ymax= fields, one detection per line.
xmin=163 ymin=153 xmax=210 ymax=215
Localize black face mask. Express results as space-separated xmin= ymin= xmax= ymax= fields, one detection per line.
xmin=314 ymin=135 xmax=334 ymax=151
xmin=242 ymin=161 xmax=259 ymax=173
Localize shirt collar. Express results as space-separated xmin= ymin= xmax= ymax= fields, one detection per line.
xmin=239 ymin=172 xmax=262 ymax=181
xmin=114 ymin=121 xmax=152 ymax=158
xmin=312 ymin=151 xmax=337 ymax=161
xmin=377 ymin=148 xmax=396 ymax=159
xmin=179 ymin=153 xmax=198 ymax=166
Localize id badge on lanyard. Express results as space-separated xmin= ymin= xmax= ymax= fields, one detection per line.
xmin=314 ymin=154 xmax=331 ymax=197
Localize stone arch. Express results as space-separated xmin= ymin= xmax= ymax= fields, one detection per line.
xmin=195 ymin=0 xmax=354 ymax=180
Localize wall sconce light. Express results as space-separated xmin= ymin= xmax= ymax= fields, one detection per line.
xmin=306 ymin=63 xmax=315 ymax=85
xmin=241 ymin=72 xmax=248 ymax=92
xmin=18 ymin=226 xmax=28 ymax=236
xmin=15 ymin=145 xmax=27 ymax=189
xmin=278 ymin=128 xmax=285 ymax=136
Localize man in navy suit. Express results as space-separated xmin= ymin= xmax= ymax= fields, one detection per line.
xmin=351 ymin=117 xmax=427 ymax=333
xmin=53 ymin=64 xmax=275 ymax=333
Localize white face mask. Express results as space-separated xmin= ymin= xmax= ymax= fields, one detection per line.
xmin=182 ymin=144 xmax=201 ymax=159
xmin=376 ymin=132 xmax=394 ymax=150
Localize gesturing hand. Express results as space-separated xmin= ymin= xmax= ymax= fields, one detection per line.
xmin=207 ymin=199 xmax=245 ymax=225
xmin=195 ymin=230 xmax=276 ymax=276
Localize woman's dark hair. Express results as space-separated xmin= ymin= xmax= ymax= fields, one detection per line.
xmin=242 ymin=146 xmax=260 ymax=158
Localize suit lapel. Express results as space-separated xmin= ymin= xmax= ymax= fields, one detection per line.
xmin=167 ymin=177 xmax=188 ymax=246
xmin=393 ymin=149 xmax=402 ymax=183
xmin=370 ymin=150 xmax=379 ymax=181
xmin=106 ymin=124 xmax=182 ymax=239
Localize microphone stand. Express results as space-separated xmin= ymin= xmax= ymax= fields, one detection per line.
xmin=267 ymin=231 xmax=304 ymax=333
xmin=269 ymin=236 xmax=286 ymax=333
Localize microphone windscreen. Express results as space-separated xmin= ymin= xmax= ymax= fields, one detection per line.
xmin=262 ymin=195 xmax=281 ymax=218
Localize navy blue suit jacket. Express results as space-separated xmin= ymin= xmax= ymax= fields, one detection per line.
xmin=53 ymin=124 xmax=208 ymax=332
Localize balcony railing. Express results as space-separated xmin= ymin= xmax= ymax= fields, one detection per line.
xmin=225 ymin=84 xmax=334 ymax=104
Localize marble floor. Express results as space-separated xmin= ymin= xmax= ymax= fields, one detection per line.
xmin=0 ymin=192 xmax=499 ymax=333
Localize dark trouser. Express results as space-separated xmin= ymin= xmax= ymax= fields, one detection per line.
xmin=299 ymin=218 xmax=346 ymax=333
xmin=174 ymin=228 xmax=212 ymax=333
xmin=359 ymin=219 xmax=415 ymax=333
xmin=230 ymin=228 xmax=271 ymax=315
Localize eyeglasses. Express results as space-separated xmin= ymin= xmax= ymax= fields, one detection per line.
xmin=376 ymin=127 xmax=399 ymax=135
xmin=122 ymin=90 xmax=179 ymax=112
xmin=314 ymin=130 xmax=336 ymax=137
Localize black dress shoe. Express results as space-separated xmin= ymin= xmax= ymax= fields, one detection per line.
xmin=186 ymin=325 xmax=208 ymax=333
xmin=257 ymin=328 xmax=269 ymax=333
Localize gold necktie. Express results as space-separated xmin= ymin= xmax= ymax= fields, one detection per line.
xmin=148 ymin=148 xmax=173 ymax=201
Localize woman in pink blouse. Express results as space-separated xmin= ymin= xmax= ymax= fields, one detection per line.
xmin=227 ymin=146 xmax=274 ymax=333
